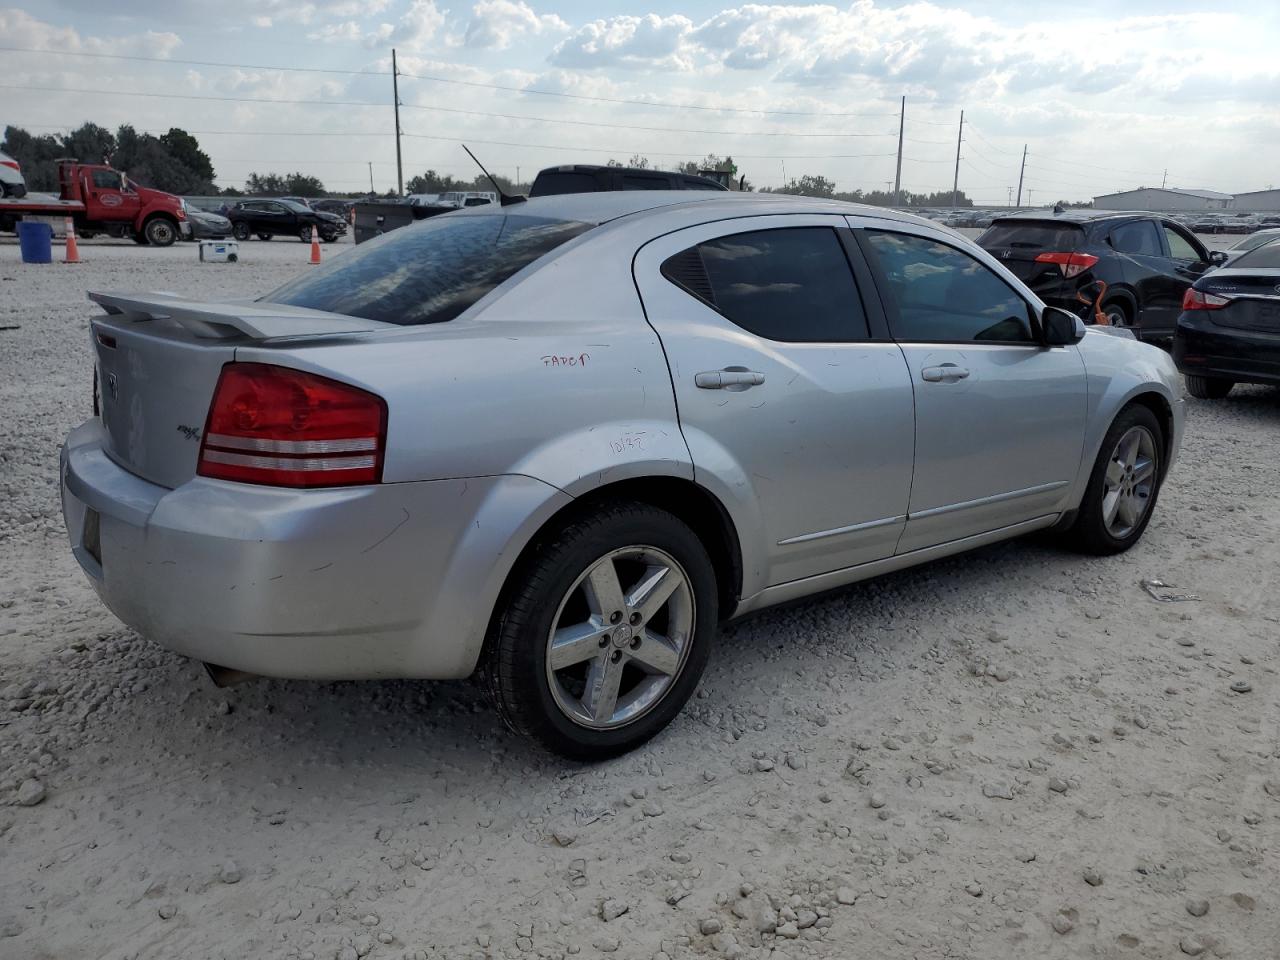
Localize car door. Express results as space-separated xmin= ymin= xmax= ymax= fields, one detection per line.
xmin=261 ymin=201 xmax=291 ymax=234
xmin=1158 ymin=220 xmax=1215 ymax=336
xmin=1109 ymin=218 xmax=1182 ymax=338
xmin=86 ymin=168 xmax=140 ymax=223
xmin=852 ymin=224 xmax=1088 ymax=553
xmin=633 ymin=215 xmax=915 ymax=587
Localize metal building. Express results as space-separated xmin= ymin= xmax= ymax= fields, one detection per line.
xmin=1232 ymin=189 xmax=1280 ymax=212
xmin=1092 ymin=187 xmax=1233 ymax=211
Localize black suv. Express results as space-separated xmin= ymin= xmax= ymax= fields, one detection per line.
xmin=227 ymin=198 xmax=347 ymax=243
xmin=529 ymin=164 xmax=729 ymax=197
xmin=978 ymin=211 xmax=1226 ymax=342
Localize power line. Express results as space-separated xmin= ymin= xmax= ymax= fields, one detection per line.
xmin=0 ymin=45 xmax=902 ymax=119
xmin=0 ymin=82 xmax=901 ymax=139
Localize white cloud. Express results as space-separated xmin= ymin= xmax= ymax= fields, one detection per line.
xmin=551 ymin=14 xmax=698 ymax=71
xmin=0 ymin=8 xmax=182 ymax=58
xmin=462 ymin=0 xmax=568 ymax=50
xmin=366 ymin=0 xmax=447 ymax=49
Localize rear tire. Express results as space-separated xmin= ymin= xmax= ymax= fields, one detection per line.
xmin=1061 ymin=405 xmax=1164 ymax=556
xmin=232 ymin=222 xmax=250 ymax=241
xmin=1185 ymin=374 xmax=1233 ymax=399
xmin=484 ymin=503 xmax=718 ymax=760
xmin=1101 ymin=300 xmax=1130 ymax=327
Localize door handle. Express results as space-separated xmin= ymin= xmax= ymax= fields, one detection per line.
xmin=695 ymin=368 xmax=766 ymax=390
xmin=921 ymin=364 xmax=970 ymax=383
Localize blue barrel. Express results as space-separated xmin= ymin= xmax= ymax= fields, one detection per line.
xmin=17 ymin=221 xmax=53 ymax=264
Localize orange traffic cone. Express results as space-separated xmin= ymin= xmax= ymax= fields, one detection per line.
xmin=64 ymin=217 xmax=81 ymax=264
xmin=308 ymin=225 xmax=322 ymax=265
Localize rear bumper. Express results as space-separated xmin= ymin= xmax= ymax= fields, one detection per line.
xmin=60 ymin=419 xmax=571 ymax=680
xmin=1173 ymin=314 xmax=1280 ymax=385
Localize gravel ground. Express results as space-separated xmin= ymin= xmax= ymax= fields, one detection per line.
xmin=2 ymin=233 xmax=1278 ymax=960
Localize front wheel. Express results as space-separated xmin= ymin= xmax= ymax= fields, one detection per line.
xmin=1061 ymin=405 xmax=1164 ymax=555
xmin=299 ymin=225 xmax=314 ymax=242
xmin=143 ymin=217 xmax=178 ymax=247
xmin=1185 ymin=374 xmax=1233 ymax=399
xmin=484 ymin=503 xmax=718 ymax=760
xmin=232 ymin=222 xmax=250 ymax=241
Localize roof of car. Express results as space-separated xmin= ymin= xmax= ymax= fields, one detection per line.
xmin=451 ymin=191 xmax=939 ymax=229
xmin=988 ymin=210 xmax=1157 ymax=225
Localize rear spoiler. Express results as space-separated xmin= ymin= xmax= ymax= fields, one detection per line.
xmin=88 ymin=291 xmax=394 ymax=341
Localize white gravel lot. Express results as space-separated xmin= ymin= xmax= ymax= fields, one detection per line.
xmin=1 ymin=232 xmax=1278 ymax=960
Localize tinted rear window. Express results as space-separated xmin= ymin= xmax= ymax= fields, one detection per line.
xmin=264 ymin=214 xmax=591 ymax=326
xmin=979 ymin=222 xmax=1083 ymax=251
xmin=1231 ymin=241 xmax=1280 ymax=269
xmin=531 ymin=172 xmax=600 ymax=196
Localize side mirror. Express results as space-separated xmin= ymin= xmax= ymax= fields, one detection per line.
xmin=1209 ymin=250 xmax=1228 ymax=266
xmin=1041 ymin=306 xmax=1086 ymax=346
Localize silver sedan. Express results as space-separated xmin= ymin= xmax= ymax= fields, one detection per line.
xmin=61 ymin=192 xmax=1183 ymax=758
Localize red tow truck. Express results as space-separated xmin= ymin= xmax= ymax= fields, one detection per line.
xmin=0 ymin=159 xmax=189 ymax=246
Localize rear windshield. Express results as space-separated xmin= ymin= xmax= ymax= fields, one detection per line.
xmin=1230 ymin=240 xmax=1280 ymax=269
xmin=531 ymin=172 xmax=600 ymax=196
xmin=264 ymin=213 xmax=591 ymax=326
xmin=979 ymin=221 xmax=1083 ymax=251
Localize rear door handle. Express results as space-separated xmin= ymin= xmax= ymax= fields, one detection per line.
xmin=921 ymin=364 xmax=970 ymax=383
xmin=695 ymin=368 xmax=766 ymax=390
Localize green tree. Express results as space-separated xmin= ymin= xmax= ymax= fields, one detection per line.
xmin=244 ymin=171 xmax=326 ymax=197
xmin=159 ymin=128 xmax=214 ymax=184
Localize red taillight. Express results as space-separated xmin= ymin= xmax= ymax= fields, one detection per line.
xmin=0 ymin=160 xmax=19 ymax=171
xmin=198 ymin=363 xmax=386 ymax=488
xmin=1035 ymin=251 xmax=1100 ymax=279
xmin=1181 ymin=287 xmax=1230 ymax=311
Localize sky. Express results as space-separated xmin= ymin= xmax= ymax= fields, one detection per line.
xmin=1 ymin=0 xmax=1278 ymax=202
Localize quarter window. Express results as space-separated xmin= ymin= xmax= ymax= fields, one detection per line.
xmin=862 ymin=230 xmax=1034 ymax=343
xmin=662 ymin=227 xmax=869 ymax=342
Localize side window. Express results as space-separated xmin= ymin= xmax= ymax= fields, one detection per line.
xmin=91 ymin=170 xmax=121 ymax=190
xmin=862 ymin=230 xmax=1034 ymax=343
xmin=1163 ymin=226 xmax=1199 ymax=261
xmin=1110 ymin=220 xmax=1162 ymax=256
xmin=662 ymin=227 xmax=870 ymax=342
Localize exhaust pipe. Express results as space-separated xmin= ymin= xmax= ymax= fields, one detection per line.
xmin=203 ymin=662 xmax=257 ymax=688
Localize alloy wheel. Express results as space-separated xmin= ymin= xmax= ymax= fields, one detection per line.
xmin=1102 ymin=425 xmax=1157 ymax=538
xmin=544 ymin=546 xmax=694 ymax=730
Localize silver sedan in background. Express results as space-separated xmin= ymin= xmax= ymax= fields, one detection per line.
xmin=61 ymin=192 xmax=1183 ymax=758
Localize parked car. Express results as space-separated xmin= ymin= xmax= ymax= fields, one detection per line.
xmin=979 ymin=211 xmax=1227 ymax=342
xmin=0 ymin=149 xmax=26 ymax=198
xmin=1189 ymin=216 xmax=1222 ymax=234
xmin=1173 ymin=239 xmax=1280 ymax=398
xmin=529 ymin=164 xmax=728 ymax=197
xmin=227 ymin=199 xmax=346 ymax=242
xmin=1219 ymin=215 xmax=1261 ymax=235
xmin=61 ymin=192 xmax=1183 ymax=758
xmin=1220 ymin=228 xmax=1280 ymax=264
xmin=184 ymin=203 xmax=232 ymax=240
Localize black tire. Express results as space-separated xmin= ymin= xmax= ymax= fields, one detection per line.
xmin=320 ymin=231 xmax=336 ymax=243
xmin=1061 ymin=404 xmax=1164 ymax=556
xmin=1101 ymin=300 xmax=1130 ymax=328
xmin=226 ymin=253 xmax=238 ymax=263
xmin=299 ymin=225 xmax=314 ymax=242
xmin=1185 ymin=374 xmax=1233 ymax=399
xmin=232 ymin=222 xmax=250 ymax=241
xmin=484 ymin=502 xmax=718 ymax=760
xmin=143 ymin=217 xmax=178 ymax=247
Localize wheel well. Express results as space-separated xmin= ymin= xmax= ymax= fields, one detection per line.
xmin=1126 ymin=392 xmax=1174 ymax=477
xmin=1101 ymin=292 xmax=1135 ymax=322
xmin=504 ymin=477 xmax=743 ymax=625
xmin=142 ymin=213 xmax=178 ymax=232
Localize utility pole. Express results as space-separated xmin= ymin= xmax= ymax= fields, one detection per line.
xmin=1162 ymin=169 xmax=1168 ymax=189
xmin=392 ymin=48 xmax=404 ymax=196
xmin=781 ymin=159 xmax=787 ymax=187
xmin=893 ymin=95 xmax=905 ymax=205
xmin=1015 ymin=144 xmax=1027 ymax=207
xmin=368 ymin=161 xmax=374 ymax=194
xmin=516 ymin=165 xmax=520 ymax=188
xmin=950 ymin=109 xmax=964 ymax=210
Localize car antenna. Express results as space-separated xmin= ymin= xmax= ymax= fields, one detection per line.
xmin=462 ymin=144 xmax=525 ymax=207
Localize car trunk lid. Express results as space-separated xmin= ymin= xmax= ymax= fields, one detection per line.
xmin=1197 ymin=269 xmax=1280 ymax=333
xmin=88 ymin=291 xmax=394 ymax=489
